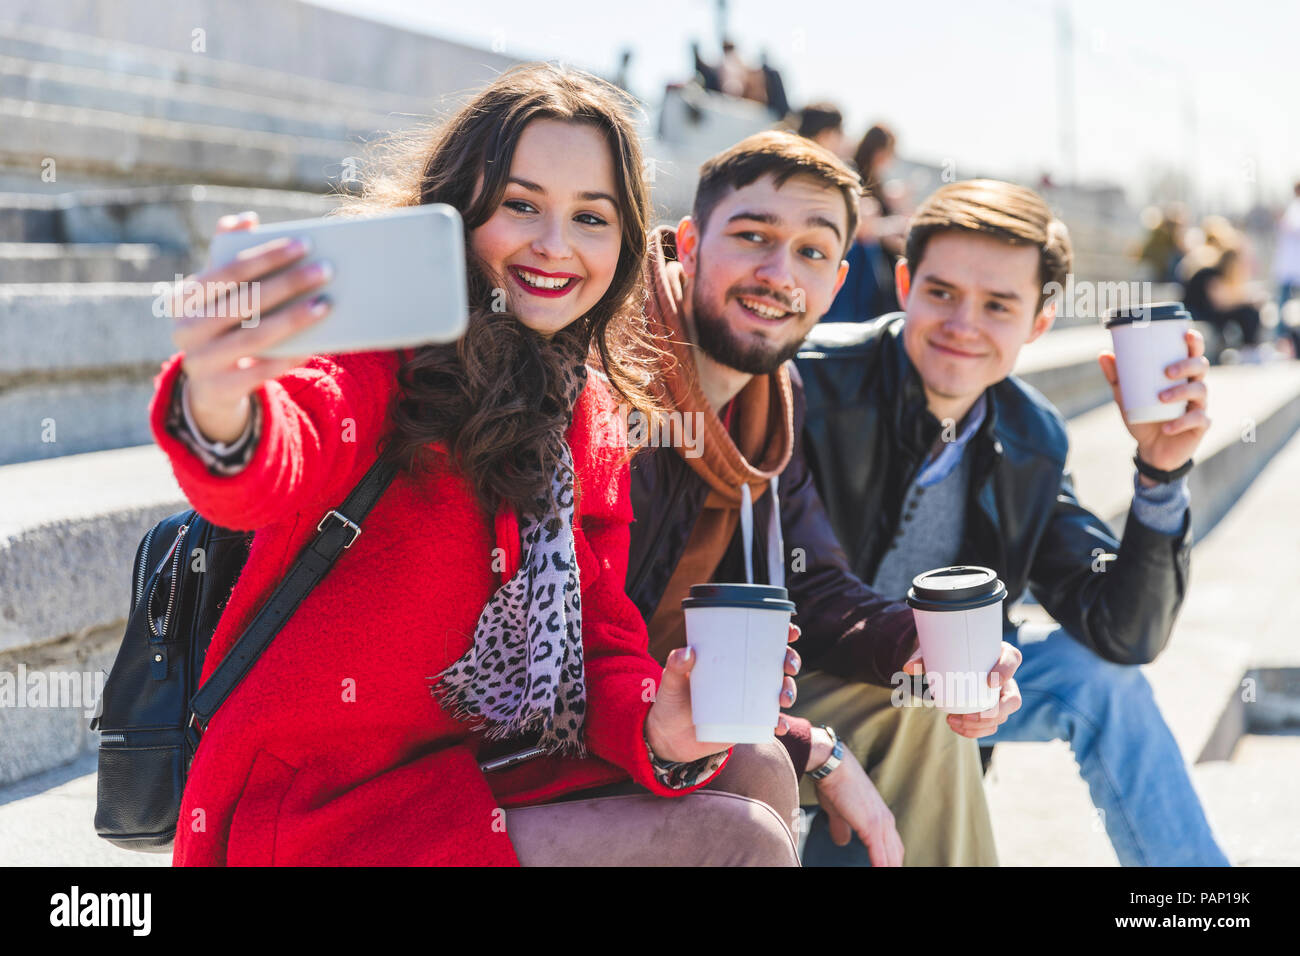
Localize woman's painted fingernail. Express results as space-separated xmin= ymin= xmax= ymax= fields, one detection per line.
xmin=680 ymin=646 xmax=692 ymax=664
xmin=782 ymin=687 xmax=795 ymax=703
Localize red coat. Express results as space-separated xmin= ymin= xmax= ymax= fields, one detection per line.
xmin=148 ymin=348 xmax=727 ymax=866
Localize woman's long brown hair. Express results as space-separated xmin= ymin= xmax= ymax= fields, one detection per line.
xmin=333 ymin=62 xmax=663 ymax=516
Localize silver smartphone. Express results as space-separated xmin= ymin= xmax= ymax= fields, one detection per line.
xmin=206 ymin=204 xmax=469 ymax=358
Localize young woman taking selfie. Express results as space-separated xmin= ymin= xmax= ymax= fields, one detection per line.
xmin=151 ymin=63 xmax=800 ymax=866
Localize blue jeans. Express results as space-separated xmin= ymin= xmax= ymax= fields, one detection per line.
xmin=802 ymin=621 xmax=1229 ymax=866
xmin=982 ymin=621 xmax=1229 ymax=866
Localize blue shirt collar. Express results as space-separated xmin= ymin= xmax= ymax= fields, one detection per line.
xmin=915 ymin=392 xmax=988 ymax=489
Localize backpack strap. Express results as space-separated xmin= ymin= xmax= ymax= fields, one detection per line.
xmin=188 ymin=456 xmax=400 ymax=735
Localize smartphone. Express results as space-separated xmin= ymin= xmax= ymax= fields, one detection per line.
xmin=207 ymin=204 xmax=469 ymax=358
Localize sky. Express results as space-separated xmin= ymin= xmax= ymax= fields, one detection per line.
xmin=305 ymin=0 xmax=1299 ymax=213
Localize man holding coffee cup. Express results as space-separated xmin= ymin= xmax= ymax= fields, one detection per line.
xmin=793 ymin=179 xmax=1228 ymax=866
xmin=623 ymin=133 xmax=1022 ymax=866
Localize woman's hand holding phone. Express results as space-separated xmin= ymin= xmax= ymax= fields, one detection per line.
xmin=168 ymin=211 xmax=334 ymax=444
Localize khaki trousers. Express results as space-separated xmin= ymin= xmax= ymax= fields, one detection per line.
xmin=789 ymin=669 xmax=999 ymax=866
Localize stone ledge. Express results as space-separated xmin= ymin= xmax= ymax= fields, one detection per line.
xmin=0 ymin=50 xmax=409 ymax=144
xmin=0 ymin=14 xmax=448 ymax=115
xmin=0 ymin=444 xmax=185 ymax=653
xmin=0 ymin=98 xmax=352 ymax=192
xmin=0 ymin=183 xmax=336 ymax=247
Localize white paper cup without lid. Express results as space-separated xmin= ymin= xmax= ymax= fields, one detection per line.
xmin=906 ymin=567 xmax=1006 ymax=715
xmin=1105 ymin=303 xmax=1191 ymax=425
xmin=682 ymin=585 xmax=794 ymax=744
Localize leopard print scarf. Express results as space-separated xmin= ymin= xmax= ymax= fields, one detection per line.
xmin=429 ymin=361 xmax=590 ymax=757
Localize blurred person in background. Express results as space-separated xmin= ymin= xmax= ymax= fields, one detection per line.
xmin=1180 ymin=217 xmax=1271 ymax=362
xmin=1134 ymin=203 xmax=1188 ymax=284
xmin=694 ymin=38 xmax=773 ymax=110
xmin=717 ymin=39 xmax=751 ymax=98
xmin=1275 ymin=182 xmax=1300 ymax=321
xmin=797 ymin=102 xmax=849 ymax=159
xmin=692 ymin=40 xmax=721 ymax=93
xmin=759 ymin=50 xmax=791 ymax=121
xmin=821 ymin=123 xmax=904 ymax=321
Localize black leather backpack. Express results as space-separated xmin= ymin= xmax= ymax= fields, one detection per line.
xmin=90 ymin=457 xmax=397 ymax=852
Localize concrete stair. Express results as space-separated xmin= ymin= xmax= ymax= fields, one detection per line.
xmin=0 ymin=16 xmax=466 ymax=117
xmin=0 ymin=283 xmax=166 ymax=463
xmin=0 ymin=242 xmax=187 ymax=282
xmin=0 ymin=52 xmax=411 ymax=144
xmin=0 ymin=185 xmax=336 ymax=466
xmin=0 ymin=13 xmax=437 ymax=194
xmin=1013 ymin=324 xmax=1112 ymax=418
xmin=1063 ymin=361 xmax=1300 ymax=539
xmin=0 ymin=184 xmax=335 ymax=246
xmin=985 ymin=362 xmax=1300 ymax=867
xmin=0 ymin=95 xmax=358 ymax=191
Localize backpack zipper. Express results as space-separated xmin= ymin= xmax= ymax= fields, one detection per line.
xmin=99 ymin=733 xmax=126 ymax=744
xmin=149 ymin=523 xmax=189 ymax=638
xmin=132 ymin=524 xmax=157 ymax=617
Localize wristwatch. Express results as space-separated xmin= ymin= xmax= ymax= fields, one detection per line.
xmin=808 ymin=724 xmax=844 ymax=781
xmin=1133 ymin=452 xmax=1193 ymax=484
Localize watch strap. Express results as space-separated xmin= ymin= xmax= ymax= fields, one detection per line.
xmin=809 ymin=724 xmax=844 ymax=780
xmin=1134 ymin=452 xmax=1194 ymax=484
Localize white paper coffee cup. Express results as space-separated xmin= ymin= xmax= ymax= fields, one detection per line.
xmin=906 ymin=566 xmax=1006 ymax=714
xmin=1104 ymin=302 xmax=1191 ymax=424
xmin=682 ymin=583 xmax=795 ymax=744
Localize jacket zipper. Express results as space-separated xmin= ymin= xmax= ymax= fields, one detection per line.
xmin=149 ymin=523 xmax=189 ymax=638
xmin=99 ymin=733 xmax=126 ymax=744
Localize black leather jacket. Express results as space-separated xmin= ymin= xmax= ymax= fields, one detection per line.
xmin=625 ymin=364 xmax=918 ymax=687
xmin=794 ymin=314 xmax=1192 ymax=671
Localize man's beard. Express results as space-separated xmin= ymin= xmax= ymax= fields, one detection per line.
xmin=691 ymin=272 xmax=808 ymax=376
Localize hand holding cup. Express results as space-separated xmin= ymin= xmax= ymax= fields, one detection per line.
xmin=1099 ymin=303 xmax=1211 ymax=473
xmin=645 ymin=622 xmax=800 ymax=764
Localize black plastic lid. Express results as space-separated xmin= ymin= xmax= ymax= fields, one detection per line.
xmin=681 ymin=583 xmax=796 ymax=612
xmin=1103 ymin=301 xmax=1191 ymax=329
xmin=906 ymin=566 xmax=1006 ymax=612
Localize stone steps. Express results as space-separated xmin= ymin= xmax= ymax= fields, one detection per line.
xmin=0 ymin=52 xmax=410 ymax=145
xmin=0 ymin=17 xmax=435 ymax=117
xmin=1012 ymin=324 xmax=1112 ymax=418
xmin=0 ymin=185 xmax=338 ymax=466
xmin=986 ymin=419 xmax=1300 ymax=866
xmin=0 ymin=444 xmax=186 ymax=656
xmin=0 ymin=242 xmax=187 ymax=283
xmin=1062 ymin=361 xmax=1300 ymax=539
xmin=0 ymin=283 xmax=188 ymax=465
xmin=0 ymin=184 xmax=335 ymax=246
xmin=0 ymin=96 xmax=355 ymax=192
